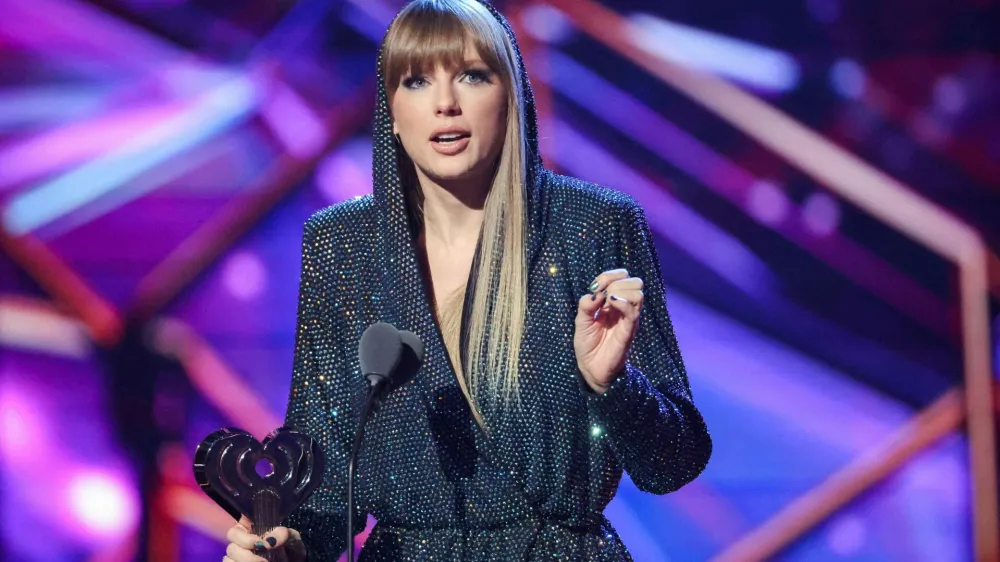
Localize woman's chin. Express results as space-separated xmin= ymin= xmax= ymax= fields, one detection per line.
xmin=420 ymin=164 xmax=481 ymax=186
xmin=413 ymin=151 xmax=500 ymax=190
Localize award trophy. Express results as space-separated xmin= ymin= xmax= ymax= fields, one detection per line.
xmin=193 ymin=426 xmax=324 ymax=561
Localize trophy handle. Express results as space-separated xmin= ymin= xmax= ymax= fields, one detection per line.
xmin=248 ymin=487 xmax=291 ymax=562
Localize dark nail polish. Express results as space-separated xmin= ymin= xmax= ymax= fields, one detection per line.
xmin=254 ymin=541 xmax=266 ymax=553
xmin=266 ymin=537 xmax=277 ymax=548
xmin=609 ymin=294 xmax=621 ymax=301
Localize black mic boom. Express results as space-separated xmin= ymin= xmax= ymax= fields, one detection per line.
xmin=347 ymin=323 xmax=423 ymax=561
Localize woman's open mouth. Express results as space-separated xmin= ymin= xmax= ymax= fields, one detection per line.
xmin=431 ymin=133 xmax=471 ymax=155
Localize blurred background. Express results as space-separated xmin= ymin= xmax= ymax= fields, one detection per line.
xmin=1 ymin=0 xmax=999 ymax=560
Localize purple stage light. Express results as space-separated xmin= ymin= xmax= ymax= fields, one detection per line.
xmin=933 ymin=76 xmax=967 ymax=116
xmin=259 ymin=81 xmax=328 ymax=159
xmin=0 ymin=385 xmax=47 ymax=465
xmin=223 ymin=251 xmax=268 ymax=301
xmin=522 ymin=4 xmax=574 ymax=45
xmin=830 ymin=59 xmax=866 ymax=100
xmin=317 ymin=139 xmax=374 ymax=204
xmin=746 ymin=180 xmax=790 ymax=227
xmin=801 ymin=192 xmax=841 ymax=238
xmin=67 ymin=470 xmax=140 ymax=539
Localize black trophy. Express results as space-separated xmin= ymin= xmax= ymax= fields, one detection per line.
xmin=193 ymin=426 xmax=324 ymax=561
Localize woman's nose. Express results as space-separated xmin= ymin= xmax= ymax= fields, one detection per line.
xmin=435 ymin=85 xmax=461 ymax=116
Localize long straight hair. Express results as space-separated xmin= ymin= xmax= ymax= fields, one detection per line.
xmin=382 ymin=0 xmax=528 ymax=424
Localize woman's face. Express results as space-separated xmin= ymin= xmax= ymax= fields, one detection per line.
xmin=391 ymin=44 xmax=508 ymax=189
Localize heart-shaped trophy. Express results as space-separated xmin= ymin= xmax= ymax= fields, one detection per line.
xmin=193 ymin=426 xmax=325 ymax=561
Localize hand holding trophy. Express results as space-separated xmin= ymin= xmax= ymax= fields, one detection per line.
xmin=193 ymin=426 xmax=324 ymax=562
xmin=222 ymin=514 xmax=306 ymax=562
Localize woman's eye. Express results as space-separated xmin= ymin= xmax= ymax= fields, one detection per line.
xmin=402 ymin=76 xmax=427 ymax=89
xmin=462 ymin=69 xmax=493 ymax=85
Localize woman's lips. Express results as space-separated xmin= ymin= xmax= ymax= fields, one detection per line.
xmin=431 ymin=135 xmax=471 ymax=155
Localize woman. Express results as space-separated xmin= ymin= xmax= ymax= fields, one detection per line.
xmin=224 ymin=0 xmax=711 ymax=560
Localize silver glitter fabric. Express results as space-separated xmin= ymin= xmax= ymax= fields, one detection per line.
xmin=282 ymin=1 xmax=712 ymax=560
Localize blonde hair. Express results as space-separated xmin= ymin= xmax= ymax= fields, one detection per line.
xmin=382 ymin=0 xmax=528 ymax=426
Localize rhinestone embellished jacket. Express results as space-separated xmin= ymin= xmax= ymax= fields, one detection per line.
xmin=282 ymin=2 xmax=711 ymax=560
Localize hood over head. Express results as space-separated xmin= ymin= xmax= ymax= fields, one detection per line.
xmin=372 ymin=0 xmax=546 ymax=263
xmin=367 ymin=0 xmax=549 ymax=420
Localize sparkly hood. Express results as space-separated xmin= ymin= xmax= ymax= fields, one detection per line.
xmin=370 ymin=0 xmax=547 ymax=295
xmin=362 ymin=0 xmax=553 ymax=461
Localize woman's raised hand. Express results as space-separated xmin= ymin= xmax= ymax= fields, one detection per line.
xmin=574 ymin=268 xmax=645 ymax=394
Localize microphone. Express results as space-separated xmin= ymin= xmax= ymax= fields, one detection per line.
xmin=359 ymin=321 xmax=403 ymax=392
xmin=392 ymin=329 xmax=425 ymax=395
xmin=347 ymin=323 xmax=423 ymax=560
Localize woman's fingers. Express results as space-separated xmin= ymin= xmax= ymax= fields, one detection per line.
xmin=596 ymin=279 xmax=642 ymax=314
xmin=577 ymin=289 xmax=607 ymax=321
xmin=263 ymin=526 xmax=291 ymax=548
xmin=227 ymin=521 xmax=295 ymax=561
xmin=606 ymin=276 xmax=644 ymax=293
xmin=604 ymin=289 xmax=643 ymax=321
xmin=224 ymin=522 xmax=296 ymax=562
xmin=589 ymin=269 xmax=629 ymax=293
xmin=225 ymin=523 xmax=260 ymax=551
xmin=225 ymin=541 xmax=265 ymax=562
xmin=585 ymin=271 xmax=636 ymax=317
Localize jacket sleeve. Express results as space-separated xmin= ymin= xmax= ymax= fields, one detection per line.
xmin=584 ymin=196 xmax=712 ymax=495
xmin=282 ymin=215 xmax=367 ymax=560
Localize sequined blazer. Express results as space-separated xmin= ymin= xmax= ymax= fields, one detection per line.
xmin=282 ymin=2 xmax=711 ymax=561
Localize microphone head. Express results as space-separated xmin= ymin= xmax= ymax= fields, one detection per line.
xmin=383 ymin=329 xmax=423 ymax=392
xmin=359 ymin=322 xmax=403 ymax=383
xmin=398 ymin=330 xmax=425 ymax=366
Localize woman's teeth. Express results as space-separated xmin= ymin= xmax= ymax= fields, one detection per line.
xmin=434 ymin=133 xmax=467 ymax=143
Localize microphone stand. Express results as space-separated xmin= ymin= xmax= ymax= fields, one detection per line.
xmin=346 ymin=377 xmax=383 ymax=561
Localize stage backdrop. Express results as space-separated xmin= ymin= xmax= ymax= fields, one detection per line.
xmin=2 ymin=0 xmax=999 ymax=560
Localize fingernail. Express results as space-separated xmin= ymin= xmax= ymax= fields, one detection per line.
xmin=266 ymin=537 xmax=277 ymax=548
xmin=609 ymin=294 xmax=621 ymax=301
xmin=588 ymin=280 xmax=599 ymax=292
xmin=253 ymin=541 xmax=266 ymax=553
